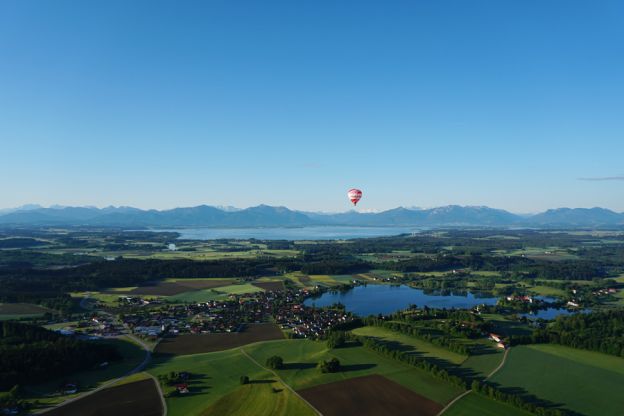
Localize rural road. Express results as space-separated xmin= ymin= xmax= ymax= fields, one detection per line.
xmin=37 ymin=334 xmax=155 ymax=414
xmin=486 ymin=346 xmax=511 ymax=380
xmin=240 ymin=348 xmax=323 ymax=416
xmin=436 ymin=347 xmax=511 ymax=416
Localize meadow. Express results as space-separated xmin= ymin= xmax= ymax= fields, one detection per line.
xmin=243 ymin=339 xmax=464 ymax=405
xmin=147 ymin=346 xmax=315 ymax=416
xmin=443 ymin=392 xmax=533 ymax=416
xmin=489 ymin=344 xmax=624 ymax=416
xmin=352 ymin=326 xmax=468 ymax=364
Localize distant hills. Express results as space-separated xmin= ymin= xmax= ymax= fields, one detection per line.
xmin=0 ymin=204 xmax=623 ymax=228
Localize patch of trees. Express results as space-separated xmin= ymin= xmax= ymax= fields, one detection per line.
xmin=510 ymin=310 xmax=624 ymax=357
xmin=471 ymin=380 xmax=571 ymax=416
xmin=362 ymin=318 xmax=471 ymax=355
xmin=0 ymin=321 xmax=121 ymax=390
xmin=265 ymin=355 xmax=284 ymax=370
xmin=317 ymin=358 xmax=341 ymax=373
xmin=326 ymin=331 xmax=347 ymax=349
xmin=527 ymin=260 xmax=606 ymax=281
xmin=0 ymin=257 xmax=302 ymax=297
xmin=0 ymin=238 xmax=46 ymax=249
xmin=300 ymin=259 xmax=371 ymax=275
xmin=355 ymin=335 xmax=466 ymax=389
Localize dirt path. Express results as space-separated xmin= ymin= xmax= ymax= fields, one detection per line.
xmin=436 ymin=347 xmax=511 ymax=416
xmin=239 ymin=348 xmax=323 ymax=416
xmin=486 ymin=347 xmax=511 ymax=380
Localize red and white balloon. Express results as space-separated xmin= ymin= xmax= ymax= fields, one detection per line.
xmin=347 ymin=188 xmax=362 ymax=206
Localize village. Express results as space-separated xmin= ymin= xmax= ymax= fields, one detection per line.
xmin=116 ymin=287 xmax=353 ymax=340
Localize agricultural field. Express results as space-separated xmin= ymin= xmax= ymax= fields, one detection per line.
xmin=44 ymin=378 xmax=162 ymax=416
xmin=0 ymin=302 xmax=52 ymax=320
xmin=299 ymin=374 xmax=442 ymax=416
xmin=458 ymin=347 xmax=504 ymax=380
xmin=252 ymin=281 xmax=285 ymax=291
xmin=243 ymin=339 xmax=464 ymax=405
xmin=167 ymin=283 xmax=263 ymax=303
xmin=155 ymin=323 xmax=285 ymax=356
xmin=489 ymin=344 xmax=624 ymax=416
xmin=201 ymin=380 xmax=316 ymax=416
xmin=443 ymin=392 xmax=533 ymax=416
xmin=352 ymin=325 xmax=504 ymax=380
xmin=147 ymin=347 xmax=314 ymax=416
xmin=352 ymin=326 xmax=468 ymax=365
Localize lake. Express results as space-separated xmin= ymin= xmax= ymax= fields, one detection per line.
xmin=303 ymin=284 xmax=498 ymax=316
xmin=521 ymin=307 xmax=589 ymax=320
xmin=159 ymin=226 xmax=419 ymax=240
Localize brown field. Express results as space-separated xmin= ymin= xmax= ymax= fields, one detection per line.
xmin=175 ymin=279 xmax=234 ymax=289
xmin=155 ymin=323 xmax=284 ymax=356
xmin=252 ymin=281 xmax=285 ymax=291
xmin=45 ymin=378 xmax=162 ymax=416
xmin=298 ymin=375 xmax=443 ymax=416
xmin=0 ymin=303 xmax=51 ymax=314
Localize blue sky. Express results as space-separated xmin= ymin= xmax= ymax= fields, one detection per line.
xmin=1 ymin=1 xmax=623 ymax=213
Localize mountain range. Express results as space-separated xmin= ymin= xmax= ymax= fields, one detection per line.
xmin=0 ymin=204 xmax=623 ymax=228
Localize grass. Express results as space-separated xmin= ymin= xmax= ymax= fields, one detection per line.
xmin=147 ymin=346 xmax=314 ymax=416
xmin=443 ymin=392 xmax=533 ymax=416
xmin=243 ymin=339 xmax=463 ymax=405
xmin=526 ymin=285 xmax=566 ymax=297
xmin=489 ymin=344 xmax=624 ymax=416
xmin=200 ymin=381 xmax=316 ymax=416
xmin=458 ymin=346 xmax=504 ymax=379
xmin=352 ymin=326 xmax=467 ymax=365
xmin=0 ymin=302 xmax=52 ymax=320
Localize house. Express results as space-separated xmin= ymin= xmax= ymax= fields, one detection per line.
xmin=567 ymin=301 xmax=580 ymax=308
xmin=176 ymin=383 xmax=189 ymax=394
xmin=496 ymin=342 xmax=507 ymax=349
xmin=489 ymin=333 xmax=502 ymax=343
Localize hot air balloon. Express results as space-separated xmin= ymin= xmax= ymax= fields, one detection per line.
xmin=347 ymin=188 xmax=362 ymax=206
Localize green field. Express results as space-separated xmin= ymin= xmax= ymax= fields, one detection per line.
xmin=243 ymin=339 xmax=464 ymax=405
xmin=147 ymin=347 xmax=314 ymax=416
xmin=352 ymin=326 xmax=467 ymax=364
xmin=0 ymin=302 xmax=53 ymax=320
xmin=167 ymin=283 xmax=263 ymax=303
xmin=458 ymin=347 xmax=504 ymax=379
xmin=489 ymin=344 xmax=624 ymax=416
xmin=443 ymin=392 xmax=533 ymax=416
xmin=201 ymin=381 xmax=315 ymax=416
xmin=527 ymin=285 xmax=567 ymax=297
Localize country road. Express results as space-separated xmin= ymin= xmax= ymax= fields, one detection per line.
xmin=37 ymin=297 xmax=165 ymax=415
xmin=436 ymin=347 xmax=511 ymax=416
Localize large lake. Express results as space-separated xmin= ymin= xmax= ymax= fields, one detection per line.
xmin=160 ymin=226 xmax=418 ymax=240
xmin=304 ymin=284 xmax=498 ymax=316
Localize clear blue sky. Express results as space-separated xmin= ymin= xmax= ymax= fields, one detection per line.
xmin=1 ymin=1 xmax=623 ymax=213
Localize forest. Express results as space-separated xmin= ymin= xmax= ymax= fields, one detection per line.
xmin=0 ymin=321 xmax=121 ymax=390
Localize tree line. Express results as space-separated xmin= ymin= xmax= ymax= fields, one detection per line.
xmin=510 ymin=310 xmax=624 ymax=357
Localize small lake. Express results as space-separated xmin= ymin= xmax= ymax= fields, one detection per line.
xmin=521 ymin=307 xmax=589 ymax=320
xmin=157 ymin=226 xmax=419 ymax=240
xmin=303 ymin=284 xmax=498 ymax=316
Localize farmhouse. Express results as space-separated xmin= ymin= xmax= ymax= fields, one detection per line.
xmin=489 ymin=333 xmax=502 ymax=343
